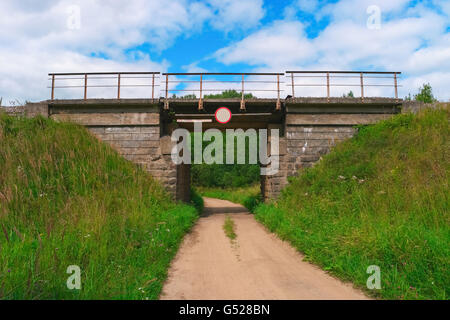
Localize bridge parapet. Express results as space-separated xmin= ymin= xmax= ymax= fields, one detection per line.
xmin=286 ymin=71 xmax=401 ymax=101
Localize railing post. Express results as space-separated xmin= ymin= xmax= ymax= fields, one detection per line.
xmin=117 ymin=73 xmax=121 ymax=99
xmin=291 ymin=72 xmax=295 ymax=97
xmin=164 ymin=74 xmax=169 ymax=110
xmin=84 ymin=74 xmax=88 ymax=100
xmin=394 ymin=73 xmax=398 ymax=100
xmin=152 ymin=73 xmax=155 ymax=100
xmin=326 ymin=72 xmax=330 ymax=102
xmin=276 ymin=74 xmax=281 ymax=111
xmin=51 ymin=74 xmax=55 ymax=100
xmin=198 ymin=74 xmax=203 ymax=111
xmin=360 ymin=72 xmax=364 ymax=102
xmin=240 ymin=74 xmax=245 ymax=111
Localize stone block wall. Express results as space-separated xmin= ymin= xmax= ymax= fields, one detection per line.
xmin=260 ymin=136 xmax=288 ymax=201
xmin=25 ymin=102 xmax=49 ymax=117
xmin=1 ymin=106 xmax=26 ymax=116
xmin=1 ymin=102 xmax=48 ymax=117
xmin=261 ymin=125 xmax=357 ymax=200
xmin=48 ymin=102 xmax=185 ymax=201
xmin=285 ymin=125 xmax=356 ymax=172
xmin=401 ymin=101 xmax=449 ymax=114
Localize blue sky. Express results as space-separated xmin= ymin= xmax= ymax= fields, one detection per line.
xmin=0 ymin=0 xmax=449 ymax=101
xmin=129 ymin=0 xmax=338 ymax=72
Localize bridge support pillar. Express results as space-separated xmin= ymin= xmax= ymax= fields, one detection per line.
xmin=260 ymin=124 xmax=289 ymax=201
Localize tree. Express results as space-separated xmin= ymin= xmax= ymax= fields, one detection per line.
xmin=414 ymin=83 xmax=436 ymax=103
xmin=204 ymin=89 xmax=255 ymax=99
xmin=343 ymin=90 xmax=354 ymax=98
xmin=182 ymin=94 xmax=197 ymax=99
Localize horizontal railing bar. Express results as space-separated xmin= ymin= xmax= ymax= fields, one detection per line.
xmin=48 ymin=84 xmax=160 ymax=88
xmin=286 ymin=70 xmax=401 ymax=74
xmin=167 ymin=80 xmax=284 ymax=83
xmin=168 ymin=89 xmax=284 ymax=92
xmin=119 ymin=76 xmax=160 ymax=79
xmin=286 ymin=84 xmax=402 ymax=87
xmin=175 ymin=113 xmax=273 ymax=117
xmin=49 ymin=77 xmax=161 ymax=80
xmin=162 ymin=72 xmax=284 ymax=75
xmin=48 ymin=72 xmax=161 ymax=76
xmin=290 ymin=75 xmax=400 ymax=79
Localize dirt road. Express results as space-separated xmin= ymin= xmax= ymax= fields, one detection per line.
xmin=160 ymin=197 xmax=369 ymax=300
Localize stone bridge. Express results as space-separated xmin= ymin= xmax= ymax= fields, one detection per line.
xmin=20 ymin=97 xmax=400 ymax=202
xmin=8 ymin=71 xmax=403 ymax=201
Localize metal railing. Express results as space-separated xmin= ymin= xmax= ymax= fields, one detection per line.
xmin=47 ymin=70 xmax=402 ymax=104
xmin=285 ymin=71 xmax=401 ymax=101
xmin=161 ymin=72 xmax=284 ymax=111
xmin=48 ymin=72 xmax=160 ymax=100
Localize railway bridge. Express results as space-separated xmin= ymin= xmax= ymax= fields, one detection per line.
xmin=22 ymin=71 xmax=402 ymax=201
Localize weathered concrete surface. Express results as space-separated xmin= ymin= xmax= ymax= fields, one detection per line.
xmin=0 ymin=102 xmax=48 ymax=117
xmin=51 ymin=113 xmax=159 ymax=126
xmin=0 ymin=106 xmax=25 ymax=116
xmin=286 ymin=97 xmax=400 ymax=104
xmin=161 ymin=197 xmax=369 ymax=300
xmin=401 ymin=101 xmax=449 ymax=114
xmin=25 ymin=102 xmax=49 ymax=117
xmin=285 ymin=113 xmax=393 ymax=125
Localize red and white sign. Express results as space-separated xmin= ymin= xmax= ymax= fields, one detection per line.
xmin=215 ymin=107 xmax=232 ymax=124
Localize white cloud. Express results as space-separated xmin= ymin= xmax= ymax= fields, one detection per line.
xmin=0 ymin=50 xmax=168 ymax=102
xmin=0 ymin=1 xmax=206 ymax=53
xmin=213 ymin=0 xmax=450 ymax=100
xmin=207 ymin=0 xmax=265 ymax=32
xmin=0 ymin=0 xmax=266 ymax=102
xmin=296 ymin=0 xmax=318 ymax=13
xmin=1 ymin=0 xmax=448 ymax=102
xmin=215 ymin=20 xmax=315 ymax=68
xmin=0 ymin=0 xmax=201 ymax=102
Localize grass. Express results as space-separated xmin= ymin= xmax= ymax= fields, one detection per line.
xmin=0 ymin=114 xmax=199 ymax=299
xmin=223 ymin=216 xmax=237 ymax=241
xmin=195 ymin=184 xmax=261 ymax=211
xmin=190 ymin=188 xmax=204 ymax=214
xmin=254 ymin=107 xmax=449 ymax=300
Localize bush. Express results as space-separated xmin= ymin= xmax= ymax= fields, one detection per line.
xmin=414 ymin=83 xmax=437 ymax=103
xmin=191 ymin=132 xmax=260 ymax=188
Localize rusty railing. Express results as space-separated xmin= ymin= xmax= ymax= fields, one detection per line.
xmin=161 ymin=72 xmax=284 ymax=111
xmin=47 ymin=70 xmax=402 ymax=103
xmin=48 ymin=72 xmax=160 ymax=100
xmin=285 ymin=71 xmax=401 ymax=102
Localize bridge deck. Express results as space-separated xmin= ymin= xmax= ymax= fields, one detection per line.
xmin=48 ymin=97 xmax=401 ymax=129
xmin=49 ymin=97 xmax=401 ymax=110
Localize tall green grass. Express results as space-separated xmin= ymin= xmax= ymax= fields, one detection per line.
xmin=0 ymin=115 xmax=198 ymax=299
xmin=255 ymin=107 xmax=449 ymax=299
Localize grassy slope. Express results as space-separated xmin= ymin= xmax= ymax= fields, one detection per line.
xmin=255 ymin=107 xmax=449 ymax=299
xmin=0 ymin=115 xmax=198 ymax=299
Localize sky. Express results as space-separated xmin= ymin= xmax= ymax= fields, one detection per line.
xmin=0 ymin=0 xmax=449 ymax=103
